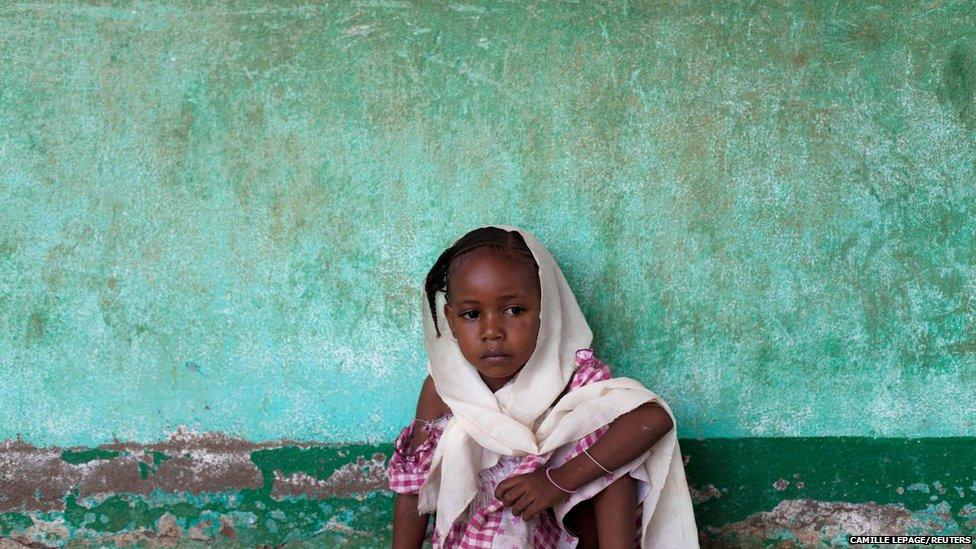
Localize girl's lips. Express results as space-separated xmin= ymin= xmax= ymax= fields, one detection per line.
xmin=481 ymin=354 xmax=509 ymax=362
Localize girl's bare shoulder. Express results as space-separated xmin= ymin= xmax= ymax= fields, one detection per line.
xmin=415 ymin=375 xmax=451 ymax=421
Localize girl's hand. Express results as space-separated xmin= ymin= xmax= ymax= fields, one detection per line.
xmin=494 ymin=468 xmax=570 ymax=521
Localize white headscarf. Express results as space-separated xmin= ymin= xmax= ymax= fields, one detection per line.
xmin=418 ymin=224 xmax=699 ymax=548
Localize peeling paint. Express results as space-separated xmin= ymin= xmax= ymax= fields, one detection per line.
xmin=1 ymin=432 xmax=394 ymax=546
xmin=689 ymin=484 xmax=723 ymax=504
xmin=703 ymin=500 xmax=976 ymax=546
xmin=3 ymin=436 xmax=975 ymax=545
xmin=907 ymin=483 xmax=930 ymax=494
xmin=271 ymin=454 xmax=389 ymax=500
xmin=701 ymin=499 xmax=913 ymax=547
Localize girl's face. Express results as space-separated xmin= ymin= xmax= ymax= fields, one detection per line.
xmin=443 ymin=247 xmax=542 ymax=393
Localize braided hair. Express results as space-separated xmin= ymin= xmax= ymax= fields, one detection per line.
xmin=424 ymin=227 xmax=539 ymax=337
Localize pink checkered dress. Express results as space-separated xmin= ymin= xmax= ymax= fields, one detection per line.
xmin=388 ymin=349 xmax=646 ymax=548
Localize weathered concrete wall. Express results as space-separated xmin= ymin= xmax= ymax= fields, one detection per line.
xmin=1 ymin=0 xmax=974 ymax=546
xmin=2 ymin=436 xmax=975 ymax=546
xmin=3 ymin=0 xmax=974 ymax=446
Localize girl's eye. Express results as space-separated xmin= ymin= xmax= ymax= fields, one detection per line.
xmin=507 ymin=307 xmax=525 ymax=315
xmin=460 ymin=311 xmax=479 ymax=320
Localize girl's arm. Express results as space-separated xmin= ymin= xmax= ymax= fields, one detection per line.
xmin=494 ymin=401 xmax=674 ymax=520
xmin=393 ymin=493 xmax=428 ymax=549
xmin=392 ymin=376 xmax=449 ymax=549
xmin=550 ymin=401 xmax=674 ymax=490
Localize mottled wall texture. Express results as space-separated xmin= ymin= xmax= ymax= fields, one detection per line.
xmin=1 ymin=0 xmax=974 ymax=546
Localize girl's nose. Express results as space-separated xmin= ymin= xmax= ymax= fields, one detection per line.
xmin=482 ymin=316 xmax=504 ymax=340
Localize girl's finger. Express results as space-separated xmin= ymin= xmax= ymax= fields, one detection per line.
xmin=501 ymin=483 xmax=526 ymax=506
xmin=511 ymin=492 xmax=535 ymax=517
xmin=494 ymin=478 xmax=513 ymax=501
xmin=522 ymin=502 xmax=542 ymax=521
xmin=495 ymin=475 xmax=525 ymax=500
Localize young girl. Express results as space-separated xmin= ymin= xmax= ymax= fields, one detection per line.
xmin=389 ymin=225 xmax=699 ymax=548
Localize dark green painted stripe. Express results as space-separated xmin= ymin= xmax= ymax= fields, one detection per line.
xmin=5 ymin=437 xmax=974 ymax=545
xmin=682 ymin=437 xmax=976 ymax=528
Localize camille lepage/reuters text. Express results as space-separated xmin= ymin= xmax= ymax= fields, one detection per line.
xmin=848 ymin=535 xmax=973 ymax=545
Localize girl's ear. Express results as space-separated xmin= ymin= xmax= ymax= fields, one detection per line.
xmin=443 ymin=301 xmax=457 ymax=338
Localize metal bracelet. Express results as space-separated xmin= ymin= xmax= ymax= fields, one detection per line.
xmin=583 ymin=448 xmax=614 ymax=476
xmin=545 ymin=467 xmax=578 ymax=494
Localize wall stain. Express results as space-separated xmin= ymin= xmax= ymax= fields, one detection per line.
xmin=25 ymin=311 xmax=47 ymax=343
xmin=943 ymin=43 xmax=976 ymax=131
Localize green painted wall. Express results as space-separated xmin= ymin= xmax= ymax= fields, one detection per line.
xmin=1 ymin=0 xmax=974 ymax=446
